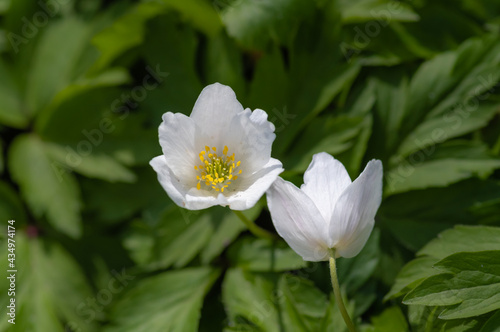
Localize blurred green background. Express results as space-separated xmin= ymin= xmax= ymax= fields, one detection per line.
xmin=1 ymin=0 xmax=500 ymax=331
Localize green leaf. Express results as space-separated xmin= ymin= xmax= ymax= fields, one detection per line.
xmin=91 ymin=2 xmax=167 ymax=71
xmin=370 ymin=69 xmax=409 ymax=153
xmin=337 ymin=228 xmax=380 ymax=295
xmin=223 ymin=268 xmax=281 ymax=332
xmin=0 ymin=234 xmax=98 ymax=332
xmin=0 ymin=59 xmax=28 ymax=128
xmin=81 ymin=167 xmax=165 ymax=223
xmin=418 ymin=225 xmax=500 ymax=260
xmin=278 ymin=274 xmax=333 ymax=332
xmin=204 ymin=31 xmax=245 ymax=98
xmin=123 ymin=205 xmax=261 ymax=270
xmin=380 ymin=179 xmax=500 ymax=251
xmin=221 ymin=0 xmax=315 ymax=50
xmin=407 ymin=305 xmax=488 ymax=332
xmin=398 ymin=34 xmax=500 ymax=156
xmin=159 ymin=0 xmax=222 ymax=36
xmin=44 ymin=141 xmax=136 ymax=183
xmin=141 ymin=14 xmax=202 ymax=118
xmin=368 ymin=306 xmax=409 ymax=332
xmin=26 ymin=16 xmax=93 ymax=114
xmin=404 ymin=251 xmax=500 ymax=319
xmin=387 ymin=225 xmax=500 ymax=301
xmin=0 ymin=139 xmax=3 ymax=174
xmin=227 ymin=237 xmax=306 ymax=272
xmin=284 ymin=115 xmax=366 ymax=173
xmin=385 ymin=257 xmax=441 ymax=300
xmin=480 ymin=310 xmax=500 ymax=332
xmin=246 ymin=46 xmax=288 ymax=137
xmin=0 ymin=181 xmax=27 ymax=225
xmin=339 ymin=0 xmax=419 ymax=24
xmin=276 ymin=3 xmax=361 ymax=154
xmin=105 ymin=267 xmax=219 ymax=332
xmin=223 ymin=269 xmax=350 ymax=332
xmin=8 ymin=134 xmax=82 ymax=237
xmin=0 ymin=0 xmax=9 ymax=14
xmin=386 ymin=157 xmax=500 ymax=196
xmin=397 ymin=102 xmax=500 ymax=159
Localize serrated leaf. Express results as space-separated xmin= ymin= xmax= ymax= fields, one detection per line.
xmin=223 ymin=268 xmax=281 ymax=332
xmin=398 ymin=35 xmax=500 ymax=157
xmin=223 ymin=269 xmax=351 ymax=332
xmin=386 ymin=157 xmax=500 ymax=195
xmin=388 ymin=225 xmax=500 ymax=303
xmin=380 ymin=179 xmax=500 ymax=251
xmin=278 ymin=274 xmax=332 ymax=332
xmin=418 ymin=225 xmax=500 ymax=259
xmin=397 ymin=102 xmax=500 ymax=159
xmin=105 ymin=267 xmax=219 ymax=332
xmin=276 ymin=3 xmax=361 ymax=154
xmin=8 ymin=134 xmax=82 ymax=237
xmin=404 ymin=251 xmax=500 ymax=319
xmin=385 ymin=257 xmax=440 ymax=300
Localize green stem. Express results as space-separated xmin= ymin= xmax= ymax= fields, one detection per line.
xmin=329 ymin=249 xmax=356 ymax=332
xmin=233 ymin=210 xmax=277 ymax=240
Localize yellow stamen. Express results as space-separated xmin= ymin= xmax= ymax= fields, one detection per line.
xmin=194 ymin=146 xmax=242 ymax=192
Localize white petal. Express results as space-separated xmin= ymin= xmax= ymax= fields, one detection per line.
xmin=301 ymin=152 xmax=351 ymax=225
xmin=150 ymin=155 xmax=191 ymax=208
xmin=158 ymin=112 xmax=197 ymax=182
xmin=150 ymin=156 xmax=233 ymax=210
xmin=190 ymin=83 xmax=243 ymax=149
xmin=190 ymin=84 xmax=276 ymax=174
xmin=329 ymin=160 xmax=383 ymax=256
xmin=336 ymin=221 xmax=374 ymax=258
xmin=184 ymin=189 xmax=230 ymax=210
xmin=267 ymin=177 xmax=330 ymax=262
xmin=227 ymin=158 xmax=283 ymax=210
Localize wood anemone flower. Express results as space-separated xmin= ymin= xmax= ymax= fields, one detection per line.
xmin=150 ymin=83 xmax=283 ymax=210
xmin=267 ymin=152 xmax=383 ymax=261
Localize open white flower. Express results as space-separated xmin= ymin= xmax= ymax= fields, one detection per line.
xmin=150 ymin=83 xmax=283 ymax=210
xmin=267 ymin=152 xmax=383 ymax=261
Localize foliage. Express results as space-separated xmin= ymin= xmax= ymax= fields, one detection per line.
xmin=0 ymin=0 xmax=499 ymax=331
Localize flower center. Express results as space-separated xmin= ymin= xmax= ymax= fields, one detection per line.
xmin=195 ymin=145 xmax=242 ymax=193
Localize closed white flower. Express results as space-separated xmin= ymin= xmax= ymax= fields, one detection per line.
xmin=267 ymin=152 xmax=383 ymax=261
xmin=150 ymin=83 xmax=283 ymax=210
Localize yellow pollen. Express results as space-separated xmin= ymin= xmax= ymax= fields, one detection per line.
xmin=195 ymin=146 xmax=242 ymax=192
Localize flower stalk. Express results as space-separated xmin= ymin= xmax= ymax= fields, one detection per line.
xmin=329 ymin=249 xmax=356 ymax=332
xmin=233 ymin=210 xmax=277 ymax=240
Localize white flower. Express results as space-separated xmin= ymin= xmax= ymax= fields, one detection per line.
xmin=150 ymin=83 xmax=283 ymax=210
xmin=267 ymin=152 xmax=383 ymax=261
